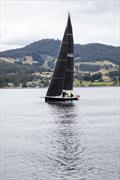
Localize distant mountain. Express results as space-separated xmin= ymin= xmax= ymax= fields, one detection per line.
xmin=0 ymin=39 xmax=120 ymax=65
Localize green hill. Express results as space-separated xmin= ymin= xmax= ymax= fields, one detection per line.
xmin=0 ymin=39 xmax=120 ymax=65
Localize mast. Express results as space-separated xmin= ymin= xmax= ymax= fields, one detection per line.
xmin=64 ymin=13 xmax=74 ymax=90
xmin=46 ymin=13 xmax=74 ymax=97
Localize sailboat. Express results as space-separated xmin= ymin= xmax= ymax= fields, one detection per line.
xmin=45 ymin=13 xmax=79 ymax=102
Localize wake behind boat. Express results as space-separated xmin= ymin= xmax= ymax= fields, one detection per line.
xmin=45 ymin=13 xmax=79 ymax=103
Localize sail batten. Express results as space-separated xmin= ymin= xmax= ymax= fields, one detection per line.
xmin=46 ymin=14 xmax=74 ymax=96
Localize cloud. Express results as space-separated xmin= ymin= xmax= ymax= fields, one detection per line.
xmin=0 ymin=0 xmax=119 ymax=51
xmin=80 ymin=0 xmax=117 ymax=14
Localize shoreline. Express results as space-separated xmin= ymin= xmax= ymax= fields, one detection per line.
xmin=0 ymin=85 xmax=119 ymax=89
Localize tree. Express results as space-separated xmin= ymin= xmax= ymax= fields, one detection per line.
xmin=90 ymin=73 xmax=102 ymax=82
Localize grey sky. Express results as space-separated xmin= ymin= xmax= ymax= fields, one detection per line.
xmin=1 ymin=0 xmax=120 ymax=51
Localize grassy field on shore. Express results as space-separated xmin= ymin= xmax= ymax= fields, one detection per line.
xmin=74 ymin=80 xmax=119 ymax=87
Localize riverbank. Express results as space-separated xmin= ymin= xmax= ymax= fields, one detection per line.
xmin=0 ymin=81 xmax=119 ymax=88
xmin=74 ymin=80 xmax=119 ymax=87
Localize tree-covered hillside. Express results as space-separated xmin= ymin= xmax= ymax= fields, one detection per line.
xmin=0 ymin=39 xmax=120 ymax=64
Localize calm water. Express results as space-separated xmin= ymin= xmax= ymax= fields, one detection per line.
xmin=0 ymin=87 xmax=120 ymax=180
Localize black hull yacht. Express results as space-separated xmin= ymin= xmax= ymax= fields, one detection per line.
xmin=45 ymin=13 xmax=79 ymax=103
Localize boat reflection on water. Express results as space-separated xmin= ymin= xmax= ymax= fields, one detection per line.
xmin=47 ymin=104 xmax=86 ymax=179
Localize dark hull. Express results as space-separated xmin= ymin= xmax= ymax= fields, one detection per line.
xmin=45 ymin=96 xmax=78 ymax=102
